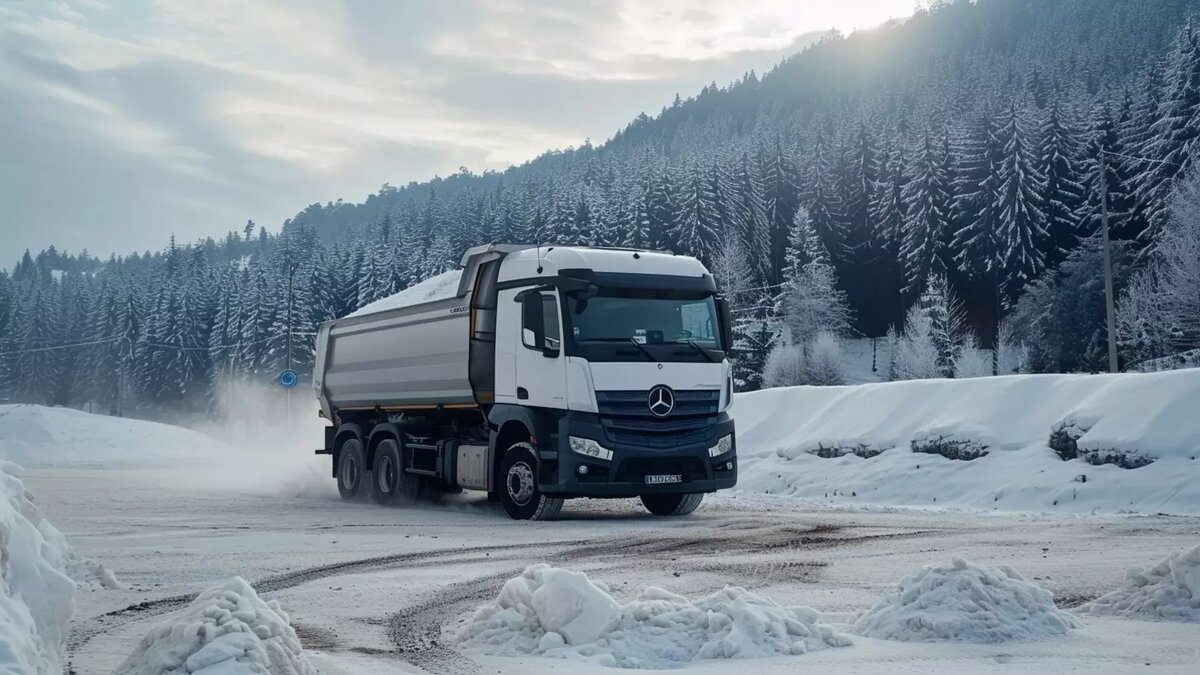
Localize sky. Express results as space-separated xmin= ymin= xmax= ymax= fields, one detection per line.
xmin=0 ymin=0 xmax=921 ymax=260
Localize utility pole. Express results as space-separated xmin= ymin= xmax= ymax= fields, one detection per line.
xmin=285 ymin=262 xmax=295 ymax=431
xmin=1099 ymin=152 xmax=1119 ymax=373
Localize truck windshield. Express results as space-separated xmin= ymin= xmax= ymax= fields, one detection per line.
xmin=566 ymin=289 xmax=723 ymax=352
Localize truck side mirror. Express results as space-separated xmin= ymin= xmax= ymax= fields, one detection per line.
xmin=716 ymin=296 xmax=735 ymax=356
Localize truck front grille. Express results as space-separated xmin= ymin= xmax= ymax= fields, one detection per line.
xmin=595 ymin=389 xmax=719 ymax=448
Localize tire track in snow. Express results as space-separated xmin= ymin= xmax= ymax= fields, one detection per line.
xmin=66 ymin=538 xmax=590 ymax=658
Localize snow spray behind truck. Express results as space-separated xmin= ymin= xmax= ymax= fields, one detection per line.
xmin=314 ymin=244 xmax=737 ymax=520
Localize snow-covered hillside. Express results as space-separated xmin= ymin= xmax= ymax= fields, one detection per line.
xmin=733 ymin=370 xmax=1200 ymax=515
xmin=0 ymin=405 xmax=226 ymax=467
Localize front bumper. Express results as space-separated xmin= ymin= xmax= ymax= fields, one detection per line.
xmin=536 ymin=411 xmax=737 ymax=498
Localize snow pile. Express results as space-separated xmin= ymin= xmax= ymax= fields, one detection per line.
xmin=114 ymin=577 xmax=314 ymax=675
xmin=853 ymin=557 xmax=1078 ymax=643
xmin=0 ymin=461 xmax=76 ymax=674
xmin=1079 ymin=544 xmax=1200 ymax=623
xmin=734 ymin=370 xmax=1200 ymax=515
xmin=0 ymin=404 xmax=224 ymax=468
xmin=456 ymin=564 xmax=849 ymax=669
xmin=346 ymin=269 xmax=461 ymax=318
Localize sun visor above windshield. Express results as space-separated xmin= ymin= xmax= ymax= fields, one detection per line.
xmin=557 ymin=269 xmax=717 ymax=293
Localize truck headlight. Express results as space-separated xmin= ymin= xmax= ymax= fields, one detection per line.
xmin=569 ymin=436 xmax=613 ymax=462
xmin=708 ymin=434 xmax=733 ymax=458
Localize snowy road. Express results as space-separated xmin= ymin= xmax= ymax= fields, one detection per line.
xmin=26 ymin=468 xmax=1200 ymax=674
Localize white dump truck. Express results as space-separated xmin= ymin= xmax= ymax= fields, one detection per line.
xmin=313 ymin=244 xmax=737 ymax=520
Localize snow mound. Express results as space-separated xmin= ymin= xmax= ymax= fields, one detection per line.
xmin=853 ymin=557 xmax=1078 ymax=643
xmin=115 ymin=577 xmax=314 ymax=675
xmin=346 ymin=269 xmax=461 ymax=318
xmin=456 ymin=564 xmax=849 ymax=669
xmin=0 ymin=461 xmax=76 ymax=674
xmin=1079 ymin=544 xmax=1200 ymax=622
xmin=0 ymin=405 xmax=225 ymax=468
xmin=735 ymin=370 xmax=1200 ymax=515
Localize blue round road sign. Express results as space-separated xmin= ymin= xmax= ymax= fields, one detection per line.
xmin=279 ymin=369 xmax=298 ymax=389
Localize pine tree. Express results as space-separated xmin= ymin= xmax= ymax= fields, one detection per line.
xmin=916 ymin=273 xmax=969 ymax=377
xmin=756 ymin=141 xmax=801 ymax=284
xmin=1136 ymin=20 xmax=1200 ymax=246
xmin=994 ymin=101 xmax=1049 ymax=303
xmin=1038 ymin=94 xmax=1088 ymax=261
xmin=672 ymin=158 xmax=721 ymax=262
xmin=900 ymin=127 xmax=952 ymax=297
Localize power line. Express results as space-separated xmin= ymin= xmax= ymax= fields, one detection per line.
xmin=0 ymin=331 xmax=318 ymax=357
xmin=0 ymin=335 xmax=123 ymax=356
xmin=1099 ymin=149 xmax=1185 ymax=168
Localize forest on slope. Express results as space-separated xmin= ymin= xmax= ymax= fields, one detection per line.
xmin=2 ymin=0 xmax=1199 ymax=415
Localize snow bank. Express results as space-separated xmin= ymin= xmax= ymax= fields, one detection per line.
xmin=853 ymin=557 xmax=1078 ymax=643
xmin=0 ymin=404 xmax=224 ymax=468
xmin=734 ymin=370 xmax=1200 ymax=515
xmin=346 ymin=269 xmax=461 ymax=318
xmin=114 ymin=577 xmax=314 ymax=675
xmin=1079 ymin=544 xmax=1200 ymax=623
xmin=0 ymin=461 xmax=75 ymax=674
xmin=456 ymin=564 xmax=849 ymax=669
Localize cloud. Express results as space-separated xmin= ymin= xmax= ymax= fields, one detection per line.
xmin=428 ymin=0 xmax=916 ymax=80
xmin=0 ymin=0 xmax=917 ymax=260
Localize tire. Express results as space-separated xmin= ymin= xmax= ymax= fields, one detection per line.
xmin=499 ymin=442 xmax=563 ymax=521
xmin=337 ymin=438 xmax=366 ymax=501
xmin=371 ymin=438 xmax=422 ymax=505
xmin=640 ymin=493 xmax=704 ymax=516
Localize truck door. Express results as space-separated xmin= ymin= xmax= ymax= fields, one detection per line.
xmin=497 ymin=287 xmax=568 ymax=409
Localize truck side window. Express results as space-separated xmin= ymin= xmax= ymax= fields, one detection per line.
xmin=521 ymin=292 xmax=560 ymax=353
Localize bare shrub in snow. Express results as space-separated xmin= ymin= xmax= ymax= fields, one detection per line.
xmin=953 ymin=343 xmax=994 ymax=379
xmin=910 ymin=432 xmax=989 ymax=461
xmin=1080 ymin=544 xmax=1200 ymax=622
xmin=802 ymin=443 xmax=887 ymax=459
xmin=763 ymin=344 xmax=806 ymax=387
xmin=853 ymin=557 xmax=1078 ymax=643
xmin=804 ymin=331 xmax=846 ymax=386
xmin=1048 ymin=420 xmax=1087 ymax=461
xmin=114 ymin=577 xmax=314 ymax=675
xmin=996 ymin=321 xmax=1029 ymax=375
xmin=762 ymin=333 xmax=845 ymax=387
xmin=456 ymin=564 xmax=850 ymax=669
xmin=891 ymin=305 xmax=941 ymax=380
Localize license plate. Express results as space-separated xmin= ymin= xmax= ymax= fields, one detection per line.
xmin=645 ymin=474 xmax=682 ymax=485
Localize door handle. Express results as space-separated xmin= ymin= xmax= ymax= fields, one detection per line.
xmin=517 ymin=387 xmax=529 ymax=400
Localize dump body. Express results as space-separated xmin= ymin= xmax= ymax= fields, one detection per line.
xmin=314 ymin=280 xmax=473 ymax=415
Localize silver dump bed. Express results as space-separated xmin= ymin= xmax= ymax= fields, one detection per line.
xmin=314 ymin=244 xmax=529 ymax=417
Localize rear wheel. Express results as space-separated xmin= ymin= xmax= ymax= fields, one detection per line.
xmin=337 ymin=438 xmax=366 ymax=501
xmin=640 ymin=493 xmax=704 ymax=516
xmin=500 ymin=443 xmax=563 ymax=521
xmin=371 ymin=438 xmax=422 ymax=504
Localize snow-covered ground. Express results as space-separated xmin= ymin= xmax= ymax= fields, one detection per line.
xmin=28 ymin=466 xmax=1200 ymax=674
xmin=4 ymin=369 xmax=1200 ymax=673
xmin=734 ymin=369 xmax=1200 ymax=515
xmin=0 ymin=404 xmax=223 ymax=468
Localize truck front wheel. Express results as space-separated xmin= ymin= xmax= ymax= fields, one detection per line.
xmin=337 ymin=438 xmax=366 ymax=501
xmin=500 ymin=443 xmax=563 ymax=521
xmin=640 ymin=493 xmax=704 ymax=516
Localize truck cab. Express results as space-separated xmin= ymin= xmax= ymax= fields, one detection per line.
xmin=314 ymin=244 xmax=737 ymax=520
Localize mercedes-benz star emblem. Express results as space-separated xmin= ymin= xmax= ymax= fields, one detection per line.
xmin=647 ymin=385 xmax=675 ymax=418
